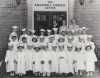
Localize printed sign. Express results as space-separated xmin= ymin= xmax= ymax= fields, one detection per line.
xmin=33 ymin=0 xmax=68 ymax=11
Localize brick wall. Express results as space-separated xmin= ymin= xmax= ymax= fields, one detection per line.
xmin=0 ymin=0 xmax=27 ymax=48
xmin=74 ymin=0 xmax=100 ymax=48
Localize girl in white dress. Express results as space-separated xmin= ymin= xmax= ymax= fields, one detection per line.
xmin=5 ymin=43 xmax=16 ymax=76
xmin=15 ymin=44 xmax=26 ymax=76
xmin=33 ymin=43 xmax=41 ymax=76
xmin=57 ymin=42 xmax=68 ymax=75
xmin=85 ymin=45 xmax=97 ymax=76
xmin=74 ymin=45 xmax=86 ymax=76
xmin=57 ymin=33 xmax=68 ymax=75
xmin=65 ymin=44 xmax=74 ymax=74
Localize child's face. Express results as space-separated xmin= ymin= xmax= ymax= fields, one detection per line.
xmin=76 ymin=48 xmax=81 ymax=52
xmin=59 ymin=46 xmax=64 ymax=51
xmin=22 ymin=39 xmax=27 ymax=43
xmin=12 ymin=36 xmax=17 ymax=41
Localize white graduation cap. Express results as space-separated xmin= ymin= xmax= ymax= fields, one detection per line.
xmin=53 ymin=27 xmax=58 ymax=31
xmin=40 ymin=29 xmax=45 ymax=32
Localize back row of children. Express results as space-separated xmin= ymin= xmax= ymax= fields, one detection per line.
xmin=5 ymin=25 xmax=97 ymax=77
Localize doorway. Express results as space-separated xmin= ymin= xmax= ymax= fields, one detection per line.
xmin=34 ymin=11 xmax=67 ymax=35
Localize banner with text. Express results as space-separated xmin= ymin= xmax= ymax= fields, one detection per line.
xmin=33 ymin=0 xmax=68 ymax=11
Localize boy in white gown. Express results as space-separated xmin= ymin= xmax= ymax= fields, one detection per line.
xmin=15 ymin=43 xmax=26 ymax=76
xmin=5 ymin=43 xmax=16 ymax=76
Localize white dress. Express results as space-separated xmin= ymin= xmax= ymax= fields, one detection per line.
xmin=74 ymin=51 xmax=86 ymax=71
xmin=8 ymin=40 xmax=19 ymax=51
xmin=35 ymin=51 xmax=41 ymax=72
xmin=40 ymin=50 xmax=50 ymax=73
xmin=85 ymin=50 xmax=97 ymax=72
xmin=51 ymin=51 xmax=58 ymax=73
xmin=32 ymin=49 xmax=37 ymax=72
xmin=58 ymin=51 xmax=68 ymax=73
xmin=15 ymin=51 xmax=26 ymax=74
xmin=25 ymin=49 xmax=33 ymax=71
xmin=5 ymin=50 xmax=16 ymax=72
xmin=66 ymin=51 xmax=74 ymax=73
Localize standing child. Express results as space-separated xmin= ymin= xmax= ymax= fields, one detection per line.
xmin=74 ymin=45 xmax=86 ymax=76
xmin=15 ymin=43 xmax=26 ymax=76
xmin=5 ymin=43 xmax=16 ymax=76
xmin=65 ymin=44 xmax=74 ymax=75
xmin=85 ymin=45 xmax=97 ymax=76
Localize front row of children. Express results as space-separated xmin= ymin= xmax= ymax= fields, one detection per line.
xmin=5 ymin=40 xmax=97 ymax=77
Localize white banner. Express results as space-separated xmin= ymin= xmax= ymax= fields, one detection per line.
xmin=33 ymin=0 xmax=68 ymax=11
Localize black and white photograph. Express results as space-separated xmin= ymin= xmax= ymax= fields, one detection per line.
xmin=0 ymin=0 xmax=99 ymax=78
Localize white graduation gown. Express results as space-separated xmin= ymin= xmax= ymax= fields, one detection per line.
xmin=5 ymin=50 xmax=16 ymax=72
xmin=15 ymin=51 xmax=26 ymax=74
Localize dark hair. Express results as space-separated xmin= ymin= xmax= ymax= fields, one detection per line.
xmin=85 ymin=45 xmax=92 ymax=50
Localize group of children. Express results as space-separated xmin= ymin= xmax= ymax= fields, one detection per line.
xmin=5 ymin=25 xmax=97 ymax=77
